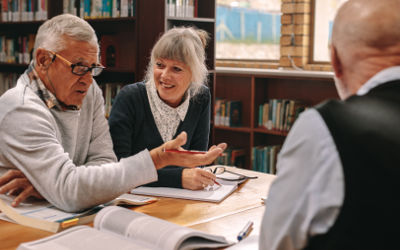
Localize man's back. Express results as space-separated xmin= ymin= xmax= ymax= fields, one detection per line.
xmin=305 ymin=80 xmax=400 ymax=250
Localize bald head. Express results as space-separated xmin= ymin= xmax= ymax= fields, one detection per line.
xmin=332 ymin=0 xmax=400 ymax=50
xmin=330 ymin=0 xmax=400 ymax=99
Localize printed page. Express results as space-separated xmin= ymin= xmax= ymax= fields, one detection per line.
xmin=94 ymin=206 xmax=230 ymax=250
xmin=17 ymin=225 xmax=155 ymax=250
xmin=131 ymin=183 xmax=237 ymax=202
xmin=0 ymin=194 xmax=88 ymax=222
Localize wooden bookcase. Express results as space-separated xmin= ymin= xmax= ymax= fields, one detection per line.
xmin=212 ymin=67 xmax=339 ymax=170
xmin=0 ymin=0 xmax=215 ymax=91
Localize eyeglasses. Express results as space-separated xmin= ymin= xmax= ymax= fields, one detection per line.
xmin=205 ymin=166 xmax=258 ymax=182
xmin=47 ymin=50 xmax=105 ymax=77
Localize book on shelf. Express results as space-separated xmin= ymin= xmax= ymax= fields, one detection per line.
xmin=258 ymin=99 xmax=306 ymax=132
xmin=0 ymin=34 xmax=35 ymax=64
xmin=64 ymin=0 xmax=136 ymax=18
xmin=17 ymin=206 xmax=233 ymax=250
xmin=0 ymin=193 xmax=157 ymax=233
xmin=100 ymin=82 xmax=124 ymax=118
xmin=214 ymin=99 xmax=242 ymax=127
xmin=1 ymin=0 xmax=47 ymax=22
xmin=166 ymin=0 xmax=196 ymax=18
xmin=0 ymin=72 xmax=18 ymax=96
xmin=99 ymin=34 xmax=119 ymax=68
xmin=252 ymin=145 xmax=281 ymax=174
xmin=215 ymin=148 xmax=246 ymax=169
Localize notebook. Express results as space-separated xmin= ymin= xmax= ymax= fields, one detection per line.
xmin=131 ymin=183 xmax=238 ymax=203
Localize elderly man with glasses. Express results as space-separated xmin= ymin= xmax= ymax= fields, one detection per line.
xmin=0 ymin=14 xmax=225 ymax=212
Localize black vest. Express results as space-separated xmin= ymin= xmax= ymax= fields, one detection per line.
xmin=304 ymin=81 xmax=400 ymax=250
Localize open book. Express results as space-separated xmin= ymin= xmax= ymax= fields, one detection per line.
xmin=18 ymin=206 xmax=233 ymax=250
xmin=0 ymin=193 xmax=157 ymax=233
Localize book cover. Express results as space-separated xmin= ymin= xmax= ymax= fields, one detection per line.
xmin=229 ymin=100 xmax=242 ymax=127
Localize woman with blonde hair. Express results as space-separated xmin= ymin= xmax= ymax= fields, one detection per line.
xmin=109 ymin=27 xmax=218 ymax=190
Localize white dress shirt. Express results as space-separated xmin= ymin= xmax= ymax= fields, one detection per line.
xmin=259 ymin=66 xmax=400 ymax=250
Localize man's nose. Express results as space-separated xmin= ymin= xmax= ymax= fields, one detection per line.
xmin=79 ymin=71 xmax=93 ymax=85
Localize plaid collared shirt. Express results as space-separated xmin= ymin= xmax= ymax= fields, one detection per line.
xmin=26 ymin=61 xmax=79 ymax=110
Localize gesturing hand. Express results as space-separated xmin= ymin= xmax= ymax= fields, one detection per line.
xmin=150 ymin=132 xmax=228 ymax=169
xmin=0 ymin=169 xmax=44 ymax=207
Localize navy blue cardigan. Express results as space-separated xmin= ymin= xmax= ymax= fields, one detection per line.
xmin=108 ymin=82 xmax=211 ymax=188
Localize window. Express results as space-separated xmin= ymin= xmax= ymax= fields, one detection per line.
xmin=216 ymin=0 xmax=281 ymax=61
xmin=311 ymin=0 xmax=348 ymax=62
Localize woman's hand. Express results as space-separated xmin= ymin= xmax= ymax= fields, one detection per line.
xmin=182 ymin=168 xmax=217 ymax=190
xmin=0 ymin=169 xmax=44 ymax=207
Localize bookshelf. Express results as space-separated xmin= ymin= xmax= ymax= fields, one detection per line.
xmin=0 ymin=0 xmax=216 ymax=114
xmin=213 ymin=67 xmax=339 ymax=171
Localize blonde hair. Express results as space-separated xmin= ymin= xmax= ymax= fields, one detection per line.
xmin=145 ymin=27 xmax=209 ymax=96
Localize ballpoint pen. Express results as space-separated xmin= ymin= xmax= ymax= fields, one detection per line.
xmin=237 ymin=221 xmax=253 ymax=241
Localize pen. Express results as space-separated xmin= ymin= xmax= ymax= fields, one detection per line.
xmin=237 ymin=221 xmax=253 ymax=241
xmin=163 ymin=149 xmax=207 ymax=154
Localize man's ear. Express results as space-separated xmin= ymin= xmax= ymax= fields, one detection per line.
xmin=330 ymin=45 xmax=343 ymax=79
xmin=35 ymin=48 xmax=53 ymax=71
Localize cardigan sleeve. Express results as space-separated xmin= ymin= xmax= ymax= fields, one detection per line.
xmin=108 ymin=86 xmax=137 ymax=160
xmin=188 ymin=87 xmax=211 ymax=151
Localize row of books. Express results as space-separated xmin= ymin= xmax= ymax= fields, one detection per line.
xmin=63 ymin=0 xmax=136 ymax=19
xmin=166 ymin=0 xmax=197 ymax=18
xmin=252 ymin=145 xmax=281 ymax=174
xmin=214 ymin=147 xmax=246 ymax=169
xmin=0 ymin=72 xmax=18 ymax=96
xmin=214 ymin=99 xmax=242 ymax=127
xmin=0 ymin=34 xmax=35 ymax=64
xmin=99 ymin=82 xmax=124 ymax=118
xmin=258 ymin=99 xmax=306 ymax=132
xmin=0 ymin=0 xmax=47 ymax=22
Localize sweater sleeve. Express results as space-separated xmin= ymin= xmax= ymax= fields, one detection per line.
xmin=85 ymin=83 xmax=118 ymax=165
xmin=0 ymin=105 xmax=157 ymax=212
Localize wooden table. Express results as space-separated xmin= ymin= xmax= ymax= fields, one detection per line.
xmin=0 ymin=167 xmax=275 ymax=250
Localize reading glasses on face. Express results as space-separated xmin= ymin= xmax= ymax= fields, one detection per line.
xmin=205 ymin=166 xmax=258 ymax=181
xmin=47 ymin=50 xmax=105 ymax=77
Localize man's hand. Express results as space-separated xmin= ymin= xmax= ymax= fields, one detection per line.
xmin=0 ymin=169 xmax=44 ymax=207
xmin=182 ymin=168 xmax=217 ymax=190
xmin=150 ymin=132 xmax=228 ymax=169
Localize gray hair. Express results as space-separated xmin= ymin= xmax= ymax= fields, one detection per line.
xmin=145 ymin=27 xmax=209 ymax=96
xmin=33 ymin=14 xmax=98 ymax=63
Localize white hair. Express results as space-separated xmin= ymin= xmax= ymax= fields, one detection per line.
xmin=144 ymin=27 xmax=209 ymax=96
xmin=33 ymin=14 xmax=98 ymax=63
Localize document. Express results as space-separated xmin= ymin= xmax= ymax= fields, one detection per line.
xmin=18 ymin=206 xmax=233 ymax=250
xmin=131 ymin=183 xmax=238 ymax=203
xmin=0 ymin=194 xmax=101 ymax=233
xmin=0 ymin=193 xmax=157 ymax=233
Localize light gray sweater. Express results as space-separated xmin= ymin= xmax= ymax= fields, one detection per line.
xmin=0 ymin=73 xmax=157 ymax=212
